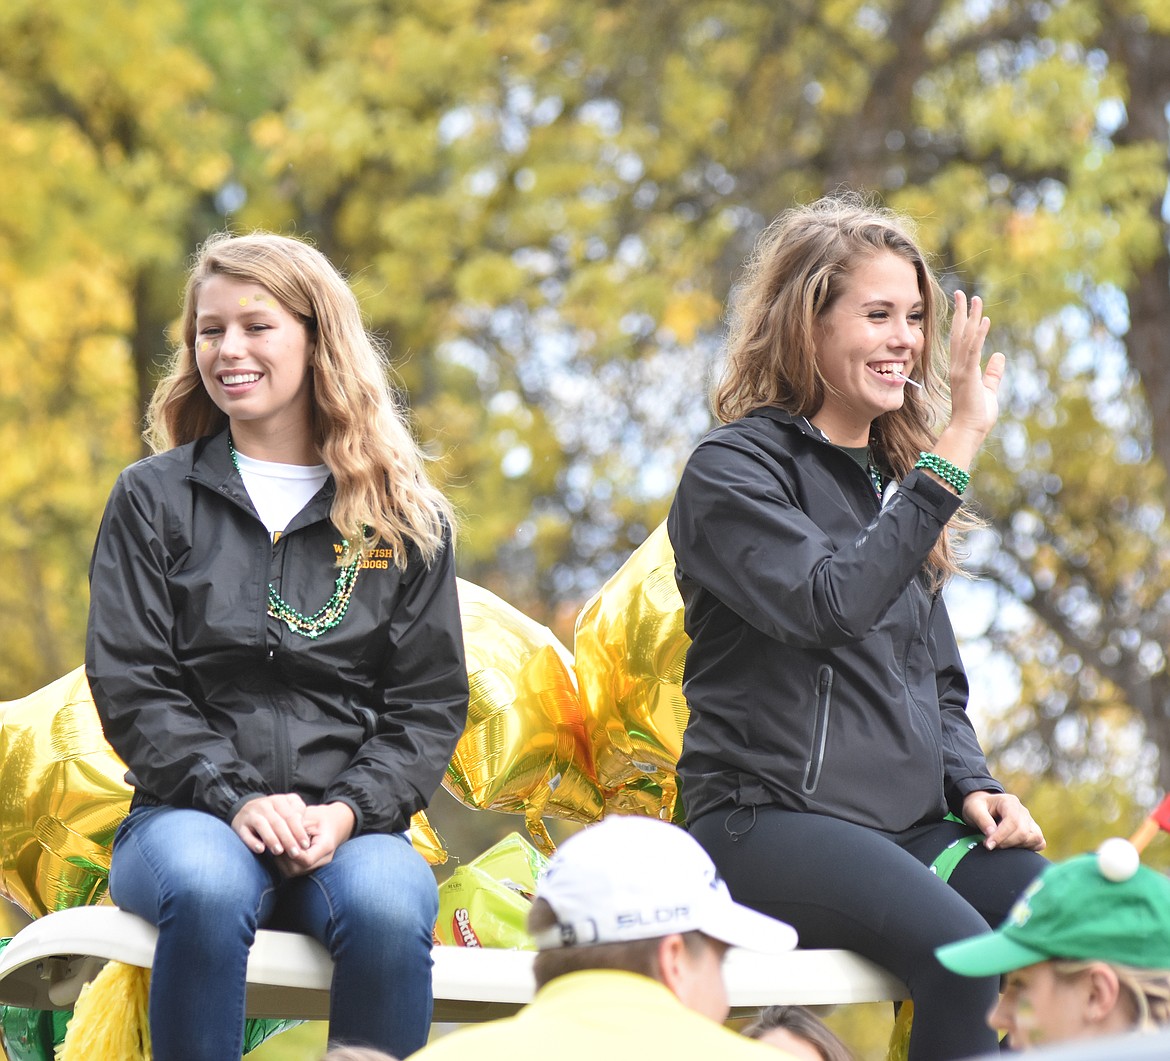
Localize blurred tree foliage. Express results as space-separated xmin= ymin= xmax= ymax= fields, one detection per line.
xmin=3 ymin=0 xmax=1170 ymax=820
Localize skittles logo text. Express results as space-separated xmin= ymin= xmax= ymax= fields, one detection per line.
xmin=453 ymin=907 xmax=481 ymax=947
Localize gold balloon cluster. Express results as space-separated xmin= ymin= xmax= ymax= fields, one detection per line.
xmin=450 ymin=580 xmax=603 ymax=854
xmin=574 ymin=523 xmax=691 ymax=823
xmin=0 ymin=524 xmax=689 ymax=915
xmin=447 ymin=522 xmax=692 ymax=850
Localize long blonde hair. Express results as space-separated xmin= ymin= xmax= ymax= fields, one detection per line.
xmin=146 ymin=231 xmax=453 ymax=567
xmin=716 ymin=192 xmax=973 ymax=583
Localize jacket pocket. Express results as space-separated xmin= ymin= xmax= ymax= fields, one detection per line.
xmin=802 ymin=665 xmax=834 ymax=795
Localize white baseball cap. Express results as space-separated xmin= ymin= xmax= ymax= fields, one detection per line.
xmin=530 ymin=816 xmax=798 ymax=954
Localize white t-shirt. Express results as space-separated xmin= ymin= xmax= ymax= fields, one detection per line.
xmin=234 ymin=451 xmax=330 ymax=538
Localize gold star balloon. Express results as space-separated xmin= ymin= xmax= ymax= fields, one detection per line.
xmin=446 ymin=579 xmax=603 ymax=855
xmin=0 ymin=668 xmax=128 ymax=918
xmin=574 ymin=522 xmax=691 ymax=822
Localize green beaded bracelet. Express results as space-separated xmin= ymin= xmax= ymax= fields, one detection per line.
xmin=915 ymin=451 xmax=970 ymax=494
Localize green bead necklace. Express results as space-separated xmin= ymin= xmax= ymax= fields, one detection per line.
xmin=229 ymin=435 xmax=360 ymax=640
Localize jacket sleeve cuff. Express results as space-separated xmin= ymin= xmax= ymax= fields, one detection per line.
xmin=946 ymin=778 xmax=1005 ymax=819
xmin=225 ymin=792 xmax=265 ymax=825
xmin=327 ymin=794 xmax=365 ymax=837
xmin=899 ymin=468 xmax=964 ymax=523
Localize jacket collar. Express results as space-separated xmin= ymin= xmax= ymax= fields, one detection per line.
xmin=189 ymin=428 xmax=250 ymax=507
xmin=188 ymin=428 xmax=337 ymax=529
xmin=745 ymin=405 xmax=829 ymax=443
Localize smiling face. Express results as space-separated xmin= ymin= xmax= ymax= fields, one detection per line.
xmin=808 ymin=250 xmax=925 ymax=447
xmin=194 ymin=274 xmax=315 ymax=459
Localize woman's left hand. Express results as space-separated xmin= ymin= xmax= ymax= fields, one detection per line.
xmin=962 ymin=790 xmax=1046 ymax=852
xmin=932 ymin=292 xmax=1007 ymax=480
xmin=275 ymin=801 xmax=356 ymax=877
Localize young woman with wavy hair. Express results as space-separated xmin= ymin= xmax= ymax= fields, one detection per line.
xmin=714 ymin=194 xmax=977 ymax=584
xmin=88 ymin=232 xmax=469 ymax=1060
xmin=668 ymin=193 xmax=1047 ymax=1060
xmin=147 ymin=231 xmax=451 ymax=567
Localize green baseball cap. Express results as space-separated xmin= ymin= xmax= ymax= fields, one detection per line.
xmin=937 ymin=848 xmax=1170 ymax=977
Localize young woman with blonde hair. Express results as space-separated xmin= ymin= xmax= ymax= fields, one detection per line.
xmin=87 ymin=232 xmax=469 ymax=1060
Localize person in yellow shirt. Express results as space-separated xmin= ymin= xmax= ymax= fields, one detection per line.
xmin=412 ymin=816 xmax=799 ymax=1060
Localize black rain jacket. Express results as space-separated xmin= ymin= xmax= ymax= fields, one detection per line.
xmin=666 ymin=408 xmax=1003 ymax=832
xmin=86 ymin=430 xmax=469 ymax=836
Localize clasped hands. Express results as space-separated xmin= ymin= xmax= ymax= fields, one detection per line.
xmin=231 ymin=793 xmax=356 ymax=876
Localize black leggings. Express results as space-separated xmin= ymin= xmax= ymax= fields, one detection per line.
xmin=690 ymin=807 xmax=1047 ymax=1061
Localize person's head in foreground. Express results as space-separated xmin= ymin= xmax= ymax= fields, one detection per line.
xmin=528 ymin=815 xmax=797 ymax=1021
xmin=936 ymin=838 xmax=1170 ymax=1050
xmin=742 ymin=1005 xmax=855 ymax=1061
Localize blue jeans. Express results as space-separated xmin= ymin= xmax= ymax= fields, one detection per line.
xmin=110 ymin=805 xmax=438 ymax=1061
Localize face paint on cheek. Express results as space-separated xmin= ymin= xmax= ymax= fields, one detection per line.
xmin=239 ymin=297 xmax=248 ymax=306
xmin=1014 ymin=997 xmax=1044 ymax=1047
